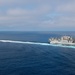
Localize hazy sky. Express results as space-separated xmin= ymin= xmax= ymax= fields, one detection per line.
xmin=0 ymin=0 xmax=75 ymax=31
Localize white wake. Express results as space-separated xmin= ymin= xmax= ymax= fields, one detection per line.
xmin=0 ymin=40 xmax=75 ymax=49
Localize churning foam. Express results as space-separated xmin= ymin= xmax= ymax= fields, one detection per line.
xmin=0 ymin=40 xmax=75 ymax=49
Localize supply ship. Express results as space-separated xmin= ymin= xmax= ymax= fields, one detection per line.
xmin=49 ymin=36 xmax=75 ymax=45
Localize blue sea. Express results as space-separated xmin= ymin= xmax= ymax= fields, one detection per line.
xmin=0 ymin=31 xmax=75 ymax=75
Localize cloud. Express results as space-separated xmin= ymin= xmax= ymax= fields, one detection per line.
xmin=0 ymin=0 xmax=52 ymax=6
xmin=0 ymin=0 xmax=75 ymax=31
xmin=56 ymin=0 xmax=75 ymax=14
xmin=7 ymin=9 xmax=27 ymax=16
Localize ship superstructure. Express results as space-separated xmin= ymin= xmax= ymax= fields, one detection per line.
xmin=49 ymin=36 xmax=75 ymax=45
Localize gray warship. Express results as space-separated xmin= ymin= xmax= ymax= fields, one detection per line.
xmin=49 ymin=36 xmax=75 ymax=45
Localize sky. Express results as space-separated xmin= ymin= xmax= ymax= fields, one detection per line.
xmin=0 ymin=0 xmax=75 ymax=31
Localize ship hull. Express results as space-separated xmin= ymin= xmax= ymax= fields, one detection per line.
xmin=50 ymin=41 xmax=75 ymax=46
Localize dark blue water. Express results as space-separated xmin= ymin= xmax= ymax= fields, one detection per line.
xmin=0 ymin=31 xmax=75 ymax=75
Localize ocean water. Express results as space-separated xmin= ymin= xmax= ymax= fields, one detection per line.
xmin=0 ymin=31 xmax=75 ymax=75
